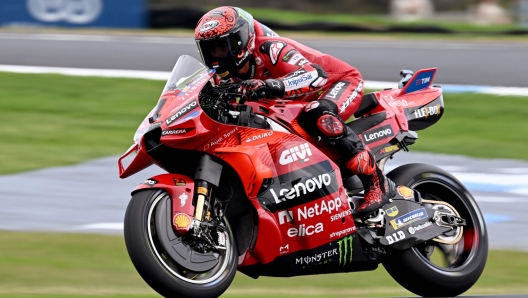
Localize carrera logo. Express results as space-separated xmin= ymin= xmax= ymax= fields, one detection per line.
xmin=279 ymin=143 xmax=313 ymax=165
xmin=246 ymin=131 xmax=273 ymax=143
xmin=270 ymin=173 xmax=332 ymax=204
xmin=362 ymin=125 xmax=394 ymax=144
xmin=323 ymin=81 xmax=349 ymax=100
xmin=199 ymin=20 xmax=219 ymax=32
xmin=166 ymin=100 xmax=198 ymax=125
xmin=162 ymin=129 xmax=190 ymax=136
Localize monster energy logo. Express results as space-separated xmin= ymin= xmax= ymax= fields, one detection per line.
xmin=337 ymin=235 xmax=353 ymax=267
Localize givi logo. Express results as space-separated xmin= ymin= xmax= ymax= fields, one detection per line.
xmin=279 ymin=143 xmax=312 ymax=165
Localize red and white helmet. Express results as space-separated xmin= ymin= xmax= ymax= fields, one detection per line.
xmin=195 ymin=7 xmax=255 ymax=79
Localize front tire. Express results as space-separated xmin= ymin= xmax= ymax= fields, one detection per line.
xmin=382 ymin=163 xmax=488 ymax=297
xmin=124 ymin=189 xmax=238 ymax=298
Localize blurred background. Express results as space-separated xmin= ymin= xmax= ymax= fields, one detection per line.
xmin=1 ymin=0 xmax=528 ymax=297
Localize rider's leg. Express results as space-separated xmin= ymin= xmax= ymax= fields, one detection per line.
xmin=298 ymin=98 xmax=395 ymax=217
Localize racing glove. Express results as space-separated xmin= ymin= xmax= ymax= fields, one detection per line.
xmin=239 ymin=79 xmax=285 ymax=101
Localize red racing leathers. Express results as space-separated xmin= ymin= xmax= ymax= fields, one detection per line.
xmin=212 ymin=20 xmax=364 ymax=122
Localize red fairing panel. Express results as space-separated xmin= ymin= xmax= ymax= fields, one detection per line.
xmin=133 ymin=174 xmax=195 ymax=235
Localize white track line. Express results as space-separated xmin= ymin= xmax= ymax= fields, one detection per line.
xmin=1 ymin=64 xmax=528 ymax=96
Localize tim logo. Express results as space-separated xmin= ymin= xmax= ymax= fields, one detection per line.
xmin=279 ymin=143 xmax=313 ymax=165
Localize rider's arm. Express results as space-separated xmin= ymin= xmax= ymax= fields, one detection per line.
xmin=259 ymin=41 xmax=328 ymax=99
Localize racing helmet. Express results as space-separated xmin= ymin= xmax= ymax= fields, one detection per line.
xmin=195 ymin=7 xmax=255 ymax=79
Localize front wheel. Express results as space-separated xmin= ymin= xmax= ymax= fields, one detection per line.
xmin=382 ymin=163 xmax=488 ymax=297
xmin=124 ymin=189 xmax=238 ymax=298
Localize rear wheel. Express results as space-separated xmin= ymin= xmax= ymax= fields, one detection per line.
xmin=382 ymin=163 xmax=488 ymax=297
xmin=124 ymin=189 xmax=237 ymax=298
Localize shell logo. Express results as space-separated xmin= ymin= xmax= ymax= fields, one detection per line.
xmin=397 ymin=186 xmax=414 ymax=200
xmin=173 ymin=213 xmax=192 ymax=232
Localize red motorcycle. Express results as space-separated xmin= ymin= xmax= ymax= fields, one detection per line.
xmin=118 ymin=55 xmax=487 ymax=297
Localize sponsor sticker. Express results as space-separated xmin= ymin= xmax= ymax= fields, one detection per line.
xmin=279 ymin=244 xmax=289 ymax=254
xmin=173 ymin=178 xmax=186 ymax=186
xmin=390 ymin=208 xmax=428 ymax=230
xmin=339 ymin=81 xmax=363 ymax=114
xmin=179 ymin=193 xmax=188 ymax=207
xmin=287 ymin=53 xmax=305 ymax=65
xmin=379 ymin=144 xmax=399 ymax=154
xmin=385 ymin=206 xmax=399 ymax=217
xmin=279 ymin=143 xmax=312 ymax=165
xmin=412 ymin=104 xmax=442 ymax=119
xmin=166 ymin=100 xmax=198 ymax=125
xmin=322 ymin=81 xmax=350 ymax=101
xmin=277 ymin=197 xmax=343 ymax=224
xmin=304 ymin=101 xmax=320 ymax=111
xmin=269 ymin=42 xmax=286 ymax=65
xmin=361 ymin=124 xmax=394 ymax=145
xmin=143 ymin=178 xmax=158 ymax=187
xmin=282 ymin=49 xmax=297 ymax=62
xmin=385 ymin=230 xmax=406 ymax=245
xmin=295 ymin=248 xmax=337 ymax=266
xmin=173 ymin=213 xmax=192 ymax=230
xmin=199 ymin=20 xmax=219 ymax=32
xmin=283 ymin=71 xmax=316 ymax=91
xmin=287 ymin=222 xmax=324 ymax=237
xmin=162 ymin=129 xmax=189 ymax=136
xmin=329 ymin=226 xmax=356 ymax=238
xmin=246 ymin=131 xmax=273 ymax=143
xmin=408 ymin=221 xmax=433 ymax=235
xmin=271 ymin=173 xmax=332 ymax=204
xmin=397 ymin=186 xmax=414 ymax=199
xmin=337 ymin=235 xmax=353 ymax=267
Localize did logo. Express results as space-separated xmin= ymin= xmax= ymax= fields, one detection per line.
xmin=337 ymin=235 xmax=354 ymax=267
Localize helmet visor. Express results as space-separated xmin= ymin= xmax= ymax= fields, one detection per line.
xmin=196 ymin=23 xmax=250 ymax=70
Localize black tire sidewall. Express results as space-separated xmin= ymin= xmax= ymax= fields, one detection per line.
xmin=124 ymin=189 xmax=238 ymax=298
xmin=382 ymin=163 xmax=488 ymax=297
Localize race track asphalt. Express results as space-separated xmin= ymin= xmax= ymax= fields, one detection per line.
xmin=1 ymin=32 xmax=528 ymax=87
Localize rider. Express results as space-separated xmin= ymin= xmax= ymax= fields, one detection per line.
xmin=194 ymin=6 xmax=396 ymax=217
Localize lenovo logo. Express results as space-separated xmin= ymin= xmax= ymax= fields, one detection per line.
xmin=362 ymin=125 xmax=394 ymax=144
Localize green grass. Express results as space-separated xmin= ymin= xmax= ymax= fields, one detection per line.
xmin=245 ymin=7 xmax=523 ymax=33
xmin=0 ymin=72 xmax=163 ymax=174
xmin=1 ymin=72 xmax=527 ymax=175
xmin=0 ymin=231 xmax=526 ymax=297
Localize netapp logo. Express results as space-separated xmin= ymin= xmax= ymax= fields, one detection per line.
xmin=166 ymin=100 xmax=198 ymax=125
xmin=362 ymin=125 xmax=394 ymax=144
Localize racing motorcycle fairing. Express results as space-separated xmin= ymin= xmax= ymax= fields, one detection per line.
xmin=133 ymin=174 xmax=196 ymax=235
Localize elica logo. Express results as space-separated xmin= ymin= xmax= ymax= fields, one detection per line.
xmin=279 ymin=143 xmax=312 ymax=165
xmin=270 ymin=173 xmax=332 ymax=204
xmin=166 ymin=101 xmax=198 ymax=125
xmin=287 ymin=222 xmax=323 ymax=237
xmin=337 ymin=235 xmax=354 ymax=267
xmin=277 ymin=197 xmax=342 ymax=224
xmin=199 ymin=20 xmax=219 ymax=32
xmin=246 ymin=131 xmax=273 ymax=143
xmin=362 ymin=124 xmax=394 ymax=144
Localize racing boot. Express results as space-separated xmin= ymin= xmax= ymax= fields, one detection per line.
xmin=345 ymin=149 xmax=396 ymax=217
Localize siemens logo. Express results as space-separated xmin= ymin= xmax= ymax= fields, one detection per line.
xmin=362 ymin=124 xmax=394 ymax=144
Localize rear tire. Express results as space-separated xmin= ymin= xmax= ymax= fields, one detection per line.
xmin=124 ymin=189 xmax=238 ymax=298
xmin=382 ymin=163 xmax=488 ymax=297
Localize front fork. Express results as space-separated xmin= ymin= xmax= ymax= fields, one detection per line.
xmin=192 ymin=155 xmax=223 ymax=233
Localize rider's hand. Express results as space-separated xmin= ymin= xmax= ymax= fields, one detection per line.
xmin=239 ymin=79 xmax=267 ymax=101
